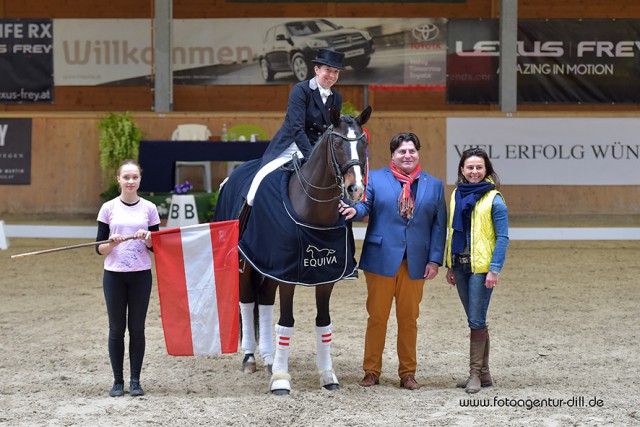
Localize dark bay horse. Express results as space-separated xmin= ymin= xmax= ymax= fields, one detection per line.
xmin=215 ymin=106 xmax=372 ymax=395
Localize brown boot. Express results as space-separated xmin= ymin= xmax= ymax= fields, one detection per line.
xmin=456 ymin=329 xmax=493 ymax=388
xmin=480 ymin=331 xmax=493 ymax=386
xmin=465 ymin=328 xmax=487 ymax=394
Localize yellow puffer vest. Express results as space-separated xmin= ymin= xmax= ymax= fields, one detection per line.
xmin=445 ymin=189 xmax=503 ymax=273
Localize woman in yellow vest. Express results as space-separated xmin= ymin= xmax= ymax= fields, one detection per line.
xmin=445 ymin=147 xmax=509 ymax=394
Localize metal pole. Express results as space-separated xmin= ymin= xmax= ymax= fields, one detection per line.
xmin=154 ymin=0 xmax=173 ymax=112
xmin=499 ymin=0 xmax=518 ymax=112
xmin=11 ymin=236 xmax=142 ymax=259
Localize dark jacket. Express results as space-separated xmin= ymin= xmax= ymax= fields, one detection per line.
xmin=260 ymin=78 xmax=342 ymax=166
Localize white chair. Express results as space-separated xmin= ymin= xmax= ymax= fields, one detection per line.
xmin=171 ymin=124 xmax=213 ymax=193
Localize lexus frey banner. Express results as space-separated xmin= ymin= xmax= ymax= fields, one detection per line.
xmin=446 ymin=117 xmax=640 ymax=186
xmin=447 ymin=19 xmax=640 ymax=104
xmin=0 ymin=19 xmax=53 ymax=104
xmin=53 ymin=18 xmax=447 ymax=86
xmin=0 ymin=119 xmax=32 ymax=185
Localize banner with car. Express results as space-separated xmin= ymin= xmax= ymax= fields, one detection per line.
xmin=227 ymin=0 xmax=467 ymax=3
xmin=229 ymin=0 xmax=464 ymax=2
xmin=53 ymin=18 xmax=447 ymax=86
xmin=447 ymin=19 xmax=640 ymax=104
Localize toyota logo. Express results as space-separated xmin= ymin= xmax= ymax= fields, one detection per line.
xmin=412 ymin=23 xmax=440 ymax=42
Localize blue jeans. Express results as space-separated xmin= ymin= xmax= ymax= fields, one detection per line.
xmin=453 ymin=263 xmax=493 ymax=330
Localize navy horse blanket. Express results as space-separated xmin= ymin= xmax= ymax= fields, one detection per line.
xmin=214 ymin=160 xmax=357 ymax=286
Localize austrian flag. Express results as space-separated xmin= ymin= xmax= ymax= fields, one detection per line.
xmin=151 ymin=221 xmax=239 ymax=356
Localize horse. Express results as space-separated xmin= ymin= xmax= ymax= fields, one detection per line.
xmin=214 ymin=105 xmax=372 ymax=395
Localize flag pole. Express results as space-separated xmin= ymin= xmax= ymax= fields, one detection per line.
xmin=10 ymin=235 xmax=144 ymax=259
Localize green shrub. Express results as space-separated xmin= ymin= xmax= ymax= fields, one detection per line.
xmin=98 ymin=112 xmax=143 ymax=201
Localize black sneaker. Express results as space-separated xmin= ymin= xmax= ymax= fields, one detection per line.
xmin=109 ymin=382 xmax=124 ymax=397
xmin=130 ymin=380 xmax=145 ymax=397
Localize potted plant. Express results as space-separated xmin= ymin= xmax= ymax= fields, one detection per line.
xmin=98 ymin=112 xmax=143 ymax=201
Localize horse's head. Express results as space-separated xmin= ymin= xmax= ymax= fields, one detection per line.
xmin=327 ymin=105 xmax=372 ymax=203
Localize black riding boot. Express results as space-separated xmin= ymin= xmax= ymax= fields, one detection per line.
xmin=238 ymin=200 xmax=252 ymax=235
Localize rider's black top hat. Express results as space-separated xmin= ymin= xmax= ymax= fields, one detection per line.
xmin=312 ymin=49 xmax=346 ymax=70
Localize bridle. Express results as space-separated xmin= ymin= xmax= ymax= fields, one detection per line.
xmin=292 ymin=124 xmax=367 ymax=203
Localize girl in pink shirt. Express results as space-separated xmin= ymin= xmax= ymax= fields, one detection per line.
xmin=96 ymin=159 xmax=160 ymax=397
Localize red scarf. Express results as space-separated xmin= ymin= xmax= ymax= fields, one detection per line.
xmin=390 ymin=161 xmax=421 ymax=220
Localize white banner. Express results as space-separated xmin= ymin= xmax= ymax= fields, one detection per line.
xmin=446 ymin=117 xmax=640 ymax=185
xmin=54 ymin=19 xmax=151 ymax=85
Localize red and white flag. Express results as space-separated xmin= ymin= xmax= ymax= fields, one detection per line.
xmin=151 ymin=221 xmax=239 ymax=356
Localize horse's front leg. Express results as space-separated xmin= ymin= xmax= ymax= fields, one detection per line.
xmin=315 ymin=283 xmax=339 ymax=391
xmin=270 ymin=283 xmax=295 ymax=396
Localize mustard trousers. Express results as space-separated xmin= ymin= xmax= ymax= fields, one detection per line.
xmin=362 ymin=260 xmax=425 ymax=379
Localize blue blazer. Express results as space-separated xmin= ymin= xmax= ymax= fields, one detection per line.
xmin=353 ymin=167 xmax=447 ymax=280
xmin=261 ymin=79 xmax=342 ymax=166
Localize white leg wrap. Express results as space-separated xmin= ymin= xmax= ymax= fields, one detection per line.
xmin=258 ymin=304 xmax=275 ymax=366
xmin=272 ymin=324 xmax=294 ymax=375
xmin=239 ymin=302 xmax=255 ymax=354
xmin=315 ymin=323 xmax=333 ymax=372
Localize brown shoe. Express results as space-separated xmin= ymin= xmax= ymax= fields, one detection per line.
xmin=359 ymin=371 xmax=379 ymax=387
xmin=400 ymin=374 xmax=420 ymax=390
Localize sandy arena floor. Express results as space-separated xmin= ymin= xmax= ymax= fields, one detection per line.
xmin=1 ymin=237 xmax=639 ymax=426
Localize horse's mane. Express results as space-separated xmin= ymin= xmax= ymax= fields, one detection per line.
xmin=340 ymin=114 xmax=356 ymax=125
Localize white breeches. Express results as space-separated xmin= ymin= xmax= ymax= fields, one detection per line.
xmin=246 ymin=142 xmax=302 ymax=206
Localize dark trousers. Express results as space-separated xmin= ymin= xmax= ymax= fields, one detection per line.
xmin=103 ymin=269 xmax=152 ymax=383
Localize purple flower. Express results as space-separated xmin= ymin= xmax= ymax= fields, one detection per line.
xmin=173 ymin=180 xmax=193 ymax=194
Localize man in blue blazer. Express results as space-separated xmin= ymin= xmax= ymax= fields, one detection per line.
xmin=246 ymin=48 xmax=344 ymax=206
xmin=341 ymin=132 xmax=447 ymax=390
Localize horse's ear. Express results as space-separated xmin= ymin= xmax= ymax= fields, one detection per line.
xmin=330 ymin=107 xmax=341 ymax=127
xmin=356 ymin=106 xmax=372 ymax=127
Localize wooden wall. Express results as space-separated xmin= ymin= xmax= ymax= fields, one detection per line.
xmin=1 ymin=111 xmax=639 ymax=218
xmin=2 ymin=0 xmax=640 ymax=112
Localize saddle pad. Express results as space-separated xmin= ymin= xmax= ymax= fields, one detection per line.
xmin=238 ymin=169 xmax=357 ymax=286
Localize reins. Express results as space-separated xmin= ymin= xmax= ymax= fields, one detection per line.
xmin=292 ymin=124 xmax=366 ymax=204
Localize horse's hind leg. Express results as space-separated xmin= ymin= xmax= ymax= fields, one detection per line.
xmin=257 ymin=278 xmax=278 ymax=374
xmin=315 ymin=283 xmax=339 ymax=391
xmin=270 ymin=283 xmax=295 ymax=396
xmin=239 ymin=264 xmax=258 ymax=373
xmin=239 ymin=268 xmax=278 ymax=374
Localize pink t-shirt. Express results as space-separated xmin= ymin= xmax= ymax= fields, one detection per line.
xmin=97 ymin=197 xmax=161 ymax=272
